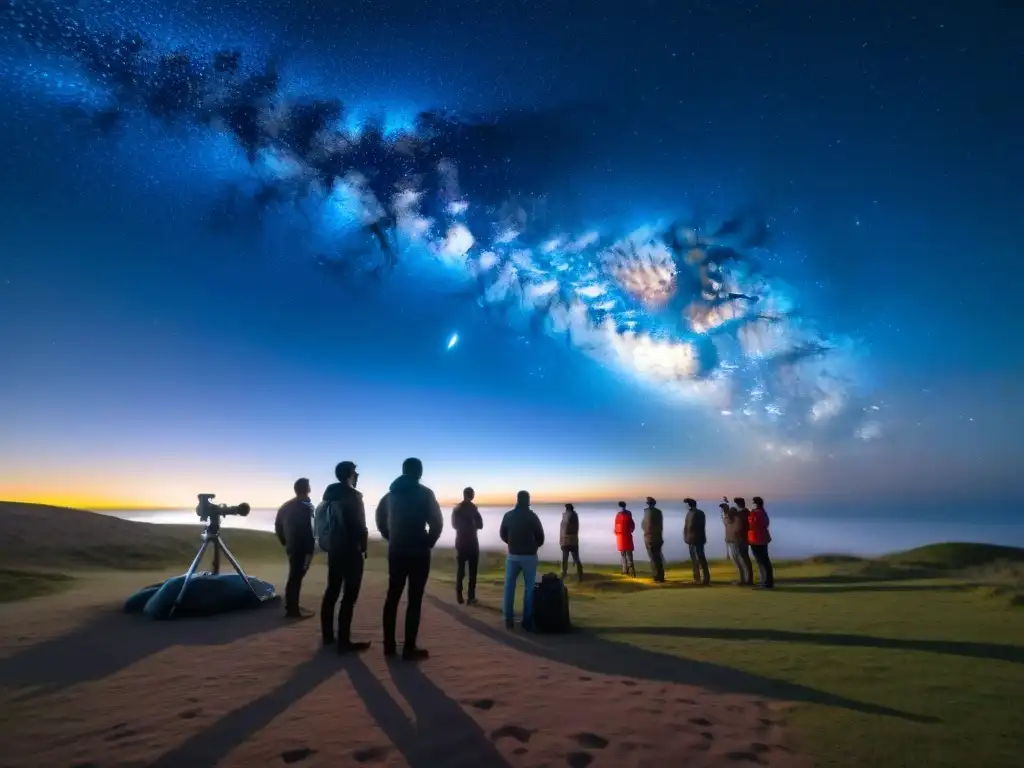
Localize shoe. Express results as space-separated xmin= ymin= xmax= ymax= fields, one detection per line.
xmin=322 ymin=637 xmax=335 ymax=648
xmin=504 ymin=618 xmax=514 ymax=630
xmin=285 ymin=607 xmax=314 ymax=620
xmin=402 ymin=647 xmax=429 ymax=661
xmin=337 ymin=640 xmax=372 ymax=655
xmin=456 ymin=593 xmax=465 ymax=604
xmin=466 ymin=597 xmax=478 ymax=605
xmin=383 ymin=645 xmax=398 ymax=658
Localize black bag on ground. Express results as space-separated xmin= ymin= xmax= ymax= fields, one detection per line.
xmin=532 ymin=572 xmax=571 ymax=633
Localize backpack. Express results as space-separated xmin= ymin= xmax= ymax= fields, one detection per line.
xmin=313 ymin=500 xmax=335 ymax=553
xmin=532 ymin=573 xmax=571 ymax=633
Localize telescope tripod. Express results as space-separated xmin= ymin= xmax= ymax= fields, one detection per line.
xmin=171 ymin=518 xmax=260 ymax=617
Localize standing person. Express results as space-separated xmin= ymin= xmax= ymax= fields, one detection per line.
xmin=683 ymin=498 xmax=710 ymax=585
xmin=720 ymin=501 xmax=750 ymax=585
xmin=375 ymin=457 xmax=444 ymax=660
xmin=451 ymin=486 xmax=483 ymax=604
xmin=732 ymin=497 xmax=754 ymax=586
xmin=614 ymin=501 xmax=636 ymax=577
xmin=559 ymin=503 xmax=584 ymax=582
xmin=641 ymin=496 xmax=665 ymax=583
xmin=499 ymin=490 xmax=546 ymax=630
xmin=274 ymin=477 xmax=316 ymax=619
xmin=319 ymin=462 xmax=372 ymax=653
xmin=748 ymin=496 xmax=775 ymax=589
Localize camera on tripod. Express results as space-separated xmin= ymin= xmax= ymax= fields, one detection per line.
xmin=196 ymin=493 xmax=251 ymax=522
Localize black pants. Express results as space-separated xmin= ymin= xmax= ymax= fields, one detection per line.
xmin=688 ymin=543 xmax=710 ymax=584
xmin=320 ymin=551 xmax=364 ymax=644
xmin=455 ymin=548 xmax=479 ymax=600
xmin=561 ymin=545 xmax=583 ymax=580
xmin=750 ymin=544 xmax=775 ymax=587
xmin=645 ymin=542 xmax=665 ymax=582
xmin=383 ymin=550 xmax=431 ymax=652
xmin=284 ymin=550 xmax=310 ymax=614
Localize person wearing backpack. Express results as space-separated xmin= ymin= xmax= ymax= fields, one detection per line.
xmin=451 ymin=486 xmax=483 ymax=604
xmin=614 ymin=502 xmax=636 ymax=577
xmin=641 ymin=496 xmax=665 ymax=583
xmin=318 ymin=461 xmax=372 ymax=653
xmin=375 ymin=457 xmax=444 ymax=661
xmin=683 ymin=498 xmax=710 ymax=585
xmin=748 ymin=496 xmax=774 ymax=589
xmin=275 ymin=477 xmax=316 ymax=619
xmin=499 ymin=490 xmax=546 ymax=630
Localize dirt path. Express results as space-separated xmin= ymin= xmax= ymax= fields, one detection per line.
xmin=0 ymin=573 xmax=808 ymax=768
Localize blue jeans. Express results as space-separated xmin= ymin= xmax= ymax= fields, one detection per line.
xmin=503 ymin=554 xmax=539 ymax=624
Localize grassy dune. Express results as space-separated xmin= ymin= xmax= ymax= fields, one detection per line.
xmin=3 ymin=501 xmax=1023 ymax=767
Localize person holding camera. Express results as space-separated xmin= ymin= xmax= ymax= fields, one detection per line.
xmin=319 ymin=461 xmax=372 ymax=653
xmin=275 ymin=478 xmax=316 ymax=619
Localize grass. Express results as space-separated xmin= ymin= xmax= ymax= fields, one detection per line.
xmin=450 ymin=548 xmax=1024 ymax=768
xmin=4 ymin=502 xmax=1024 ymax=766
xmin=0 ymin=568 xmax=76 ymax=602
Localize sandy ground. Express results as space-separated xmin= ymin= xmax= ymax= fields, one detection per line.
xmin=0 ymin=569 xmax=809 ymax=768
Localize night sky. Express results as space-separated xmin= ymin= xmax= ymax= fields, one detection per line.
xmin=0 ymin=0 xmax=1021 ymax=509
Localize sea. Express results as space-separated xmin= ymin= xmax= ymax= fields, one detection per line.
xmin=99 ymin=502 xmax=1024 ymax=565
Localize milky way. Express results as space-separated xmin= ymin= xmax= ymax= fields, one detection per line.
xmin=2 ymin=1 xmax=883 ymax=458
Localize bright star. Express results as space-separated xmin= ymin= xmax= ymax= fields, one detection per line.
xmin=446 ymin=333 xmax=459 ymax=351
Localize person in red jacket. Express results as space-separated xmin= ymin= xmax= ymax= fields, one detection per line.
xmin=747 ymin=496 xmax=774 ymax=588
xmin=614 ymin=501 xmax=637 ymax=577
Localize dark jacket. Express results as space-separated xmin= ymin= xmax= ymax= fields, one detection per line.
xmin=725 ymin=506 xmax=749 ymax=544
xmin=451 ymin=500 xmax=483 ymax=552
xmin=559 ymin=510 xmax=580 ymax=548
xmin=274 ymin=497 xmax=315 ymax=555
xmin=683 ymin=507 xmax=707 ymax=546
xmin=322 ymin=482 xmax=368 ymax=555
xmin=375 ymin=474 xmax=444 ymax=555
xmin=499 ymin=504 xmax=545 ymax=556
xmin=641 ymin=505 xmax=663 ymax=547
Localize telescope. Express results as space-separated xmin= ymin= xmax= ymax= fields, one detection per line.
xmin=171 ymin=493 xmax=258 ymax=616
xmin=197 ymin=493 xmax=251 ymax=522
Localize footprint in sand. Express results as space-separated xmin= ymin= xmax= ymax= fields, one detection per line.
xmin=178 ymin=709 xmax=200 ymax=720
xmin=470 ymin=699 xmax=496 ymax=710
xmin=566 ymin=753 xmax=594 ymax=768
xmin=352 ymin=745 xmax=390 ymax=763
xmin=571 ymin=733 xmax=609 ymax=750
xmin=490 ymin=725 xmax=534 ymax=744
xmin=676 ymin=697 xmax=697 ymax=705
xmin=578 ymin=675 xmax=592 ymax=681
xmin=512 ymin=747 xmax=528 ymax=756
xmin=619 ymin=679 xmax=638 ymax=687
xmin=281 ymin=747 xmax=316 ymax=764
xmin=725 ymin=751 xmax=767 ymax=764
xmin=689 ymin=717 xmax=713 ymax=727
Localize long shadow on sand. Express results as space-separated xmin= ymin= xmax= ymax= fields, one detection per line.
xmin=583 ymin=625 xmax=1024 ymax=664
xmin=0 ymin=604 xmax=285 ymax=699
xmin=348 ymin=657 xmax=513 ymax=768
xmin=149 ymin=652 xmax=511 ymax=768
xmin=428 ymin=596 xmax=937 ymax=724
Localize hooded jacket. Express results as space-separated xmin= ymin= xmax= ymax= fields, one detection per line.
xmin=275 ymin=497 xmax=315 ymax=555
xmin=641 ymin=506 xmax=664 ymax=548
xmin=683 ymin=506 xmax=707 ymax=546
xmin=375 ymin=474 xmax=444 ymax=555
xmin=559 ymin=508 xmax=580 ymax=548
xmin=321 ymin=482 xmax=368 ymax=555
xmin=614 ymin=510 xmax=635 ymax=552
xmin=451 ymin=500 xmax=483 ymax=552
xmin=500 ymin=503 xmax=545 ymax=556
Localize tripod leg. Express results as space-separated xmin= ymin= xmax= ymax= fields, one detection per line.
xmin=212 ymin=539 xmax=222 ymax=575
xmin=171 ymin=538 xmax=211 ymax=615
xmin=217 ymin=538 xmax=262 ymax=600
